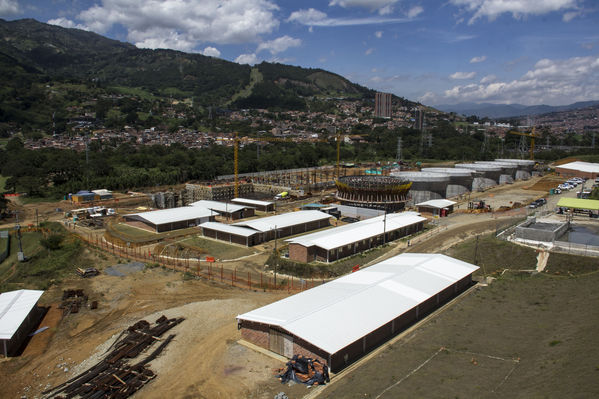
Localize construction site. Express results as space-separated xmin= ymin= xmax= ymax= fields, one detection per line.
xmin=1 ymin=157 xmax=599 ymax=399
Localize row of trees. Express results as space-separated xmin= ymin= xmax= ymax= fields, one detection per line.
xmin=2 ymin=121 xmax=597 ymax=198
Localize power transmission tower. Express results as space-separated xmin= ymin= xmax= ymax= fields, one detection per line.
xmin=396 ymin=137 xmax=402 ymax=163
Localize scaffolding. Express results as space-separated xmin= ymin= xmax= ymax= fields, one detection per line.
xmin=335 ymin=176 xmax=412 ymax=211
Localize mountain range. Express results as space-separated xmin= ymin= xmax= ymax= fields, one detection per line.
xmin=0 ymin=18 xmax=385 ymax=111
xmin=435 ymin=101 xmax=599 ymax=119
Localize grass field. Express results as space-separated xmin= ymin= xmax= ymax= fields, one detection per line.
xmin=320 ymin=270 xmax=599 ymax=399
xmin=447 ymin=233 xmax=599 ymax=276
xmin=0 ymin=174 xmax=7 ymax=191
xmin=315 ymin=235 xmax=599 ymax=399
xmin=178 ymin=236 xmax=256 ymax=260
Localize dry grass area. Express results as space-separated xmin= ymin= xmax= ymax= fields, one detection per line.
xmin=319 ymin=272 xmax=599 ymax=399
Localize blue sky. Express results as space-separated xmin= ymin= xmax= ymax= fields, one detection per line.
xmin=2 ymin=0 xmax=598 ymax=106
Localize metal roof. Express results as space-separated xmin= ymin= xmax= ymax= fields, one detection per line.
xmin=232 ymin=198 xmax=274 ymax=207
xmin=556 ymin=161 xmax=599 ymax=174
xmin=416 ymin=199 xmax=457 ymax=209
xmin=0 ymin=289 xmax=44 ymax=340
xmin=199 ymin=222 xmax=258 ymax=237
xmin=233 ymin=210 xmax=332 ymax=233
xmin=237 ymin=253 xmax=478 ymax=354
xmin=557 ymin=198 xmax=599 ymax=211
xmin=124 ymin=206 xmax=216 ymax=226
xmin=190 ymin=200 xmax=250 ymax=213
xmin=286 ymin=212 xmax=426 ymax=251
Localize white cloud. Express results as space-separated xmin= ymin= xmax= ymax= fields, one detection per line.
xmin=449 ymin=0 xmax=579 ymax=24
xmin=450 ymin=71 xmax=476 ymax=79
xmin=235 ymin=53 xmax=258 ymax=65
xmin=480 ymin=74 xmax=496 ymax=83
xmin=470 ymin=55 xmax=487 ymax=63
xmin=439 ymin=55 xmax=599 ymax=105
xmin=288 ymin=8 xmax=412 ymax=26
xmin=329 ymin=0 xmax=399 ymax=14
xmin=201 ymin=46 xmax=221 ymax=57
xmin=365 ymin=48 xmax=374 ymax=55
xmin=407 ymin=5 xmax=424 ymax=18
xmin=287 ymin=8 xmax=327 ymax=25
xmin=375 ymin=30 xmax=383 ymax=38
xmin=74 ymin=0 xmax=279 ymax=51
xmin=47 ymin=17 xmax=90 ymax=31
xmin=563 ymin=10 xmax=582 ymax=22
xmin=0 ymin=0 xmax=19 ymax=16
xmin=257 ymin=35 xmax=301 ymax=54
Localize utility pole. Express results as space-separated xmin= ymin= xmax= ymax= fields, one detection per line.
xmin=15 ymin=212 xmax=26 ymax=262
xmin=273 ymin=225 xmax=278 ymax=286
xmin=396 ymin=137 xmax=402 ymax=165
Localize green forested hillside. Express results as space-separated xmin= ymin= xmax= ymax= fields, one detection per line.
xmin=0 ymin=18 xmax=379 ymax=116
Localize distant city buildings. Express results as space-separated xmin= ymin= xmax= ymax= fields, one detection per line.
xmin=375 ymin=92 xmax=392 ymax=119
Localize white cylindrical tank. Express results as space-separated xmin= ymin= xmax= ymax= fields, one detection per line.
xmin=475 ymin=161 xmax=517 ymax=184
xmin=391 ymin=171 xmax=450 ymax=204
xmin=421 ymin=167 xmax=476 ymax=197
xmin=455 ymin=163 xmax=502 ymax=191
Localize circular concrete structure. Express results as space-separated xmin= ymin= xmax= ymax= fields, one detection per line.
xmin=475 ymin=161 xmax=517 ymax=184
xmin=455 ymin=163 xmax=502 ymax=191
xmin=335 ymin=175 xmax=412 ymax=211
xmin=495 ymin=158 xmax=535 ymax=180
xmin=391 ymin=171 xmax=450 ymax=204
xmin=421 ymin=167 xmax=477 ymax=197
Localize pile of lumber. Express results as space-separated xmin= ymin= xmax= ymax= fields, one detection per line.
xmin=43 ymin=315 xmax=184 ymax=398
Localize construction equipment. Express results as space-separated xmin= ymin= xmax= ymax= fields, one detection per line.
xmin=508 ymin=127 xmax=541 ymax=160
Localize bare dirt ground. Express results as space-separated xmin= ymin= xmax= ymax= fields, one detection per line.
xmin=2 ymin=174 xmax=593 ymax=399
xmin=0 ymin=267 xmax=293 ymax=399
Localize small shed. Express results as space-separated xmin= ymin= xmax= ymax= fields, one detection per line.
xmin=416 ymin=199 xmax=456 ymax=217
xmin=71 ymin=190 xmax=99 ymax=203
xmin=0 ymin=289 xmax=45 ymax=357
xmin=92 ymin=189 xmax=113 ymax=200
xmin=231 ymin=198 xmax=275 ymax=213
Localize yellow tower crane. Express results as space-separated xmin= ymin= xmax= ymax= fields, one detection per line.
xmin=508 ymin=127 xmax=541 ymax=160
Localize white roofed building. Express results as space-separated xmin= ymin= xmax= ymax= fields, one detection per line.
xmin=231 ymin=198 xmax=275 ymax=212
xmin=416 ymin=199 xmax=456 ymax=217
xmin=237 ymin=253 xmax=479 ymax=372
xmin=286 ymin=212 xmax=426 ymax=263
xmin=233 ymin=210 xmax=332 ymax=242
xmin=190 ymin=200 xmax=255 ymax=220
xmin=555 ymin=161 xmax=599 ymax=179
xmin=123 ymin=206 xmax=216 ymax=233
xmin=0 ymin=289 xmax=45 ymax=357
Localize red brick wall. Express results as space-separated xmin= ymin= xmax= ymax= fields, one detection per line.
xmin=289 ymin=243 xmax=310 ymax=263
xmin=240 ymin=321 xmax=269 ymax=350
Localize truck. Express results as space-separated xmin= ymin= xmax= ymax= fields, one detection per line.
xmin=274 ymin=191 xmax=289 ymax=200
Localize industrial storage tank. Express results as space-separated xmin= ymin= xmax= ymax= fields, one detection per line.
xmin=455 ymin=163 xmax=502 ymax=191
xmin=421 ymin=168 xmax=477 ymax=197
xmin=495 ymin=159 xmax=535 ymax=179
xmin=475 ymin=161 xmax=517 ymax=184
xmin=391 ymin=171 xmax=450 ymax=204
